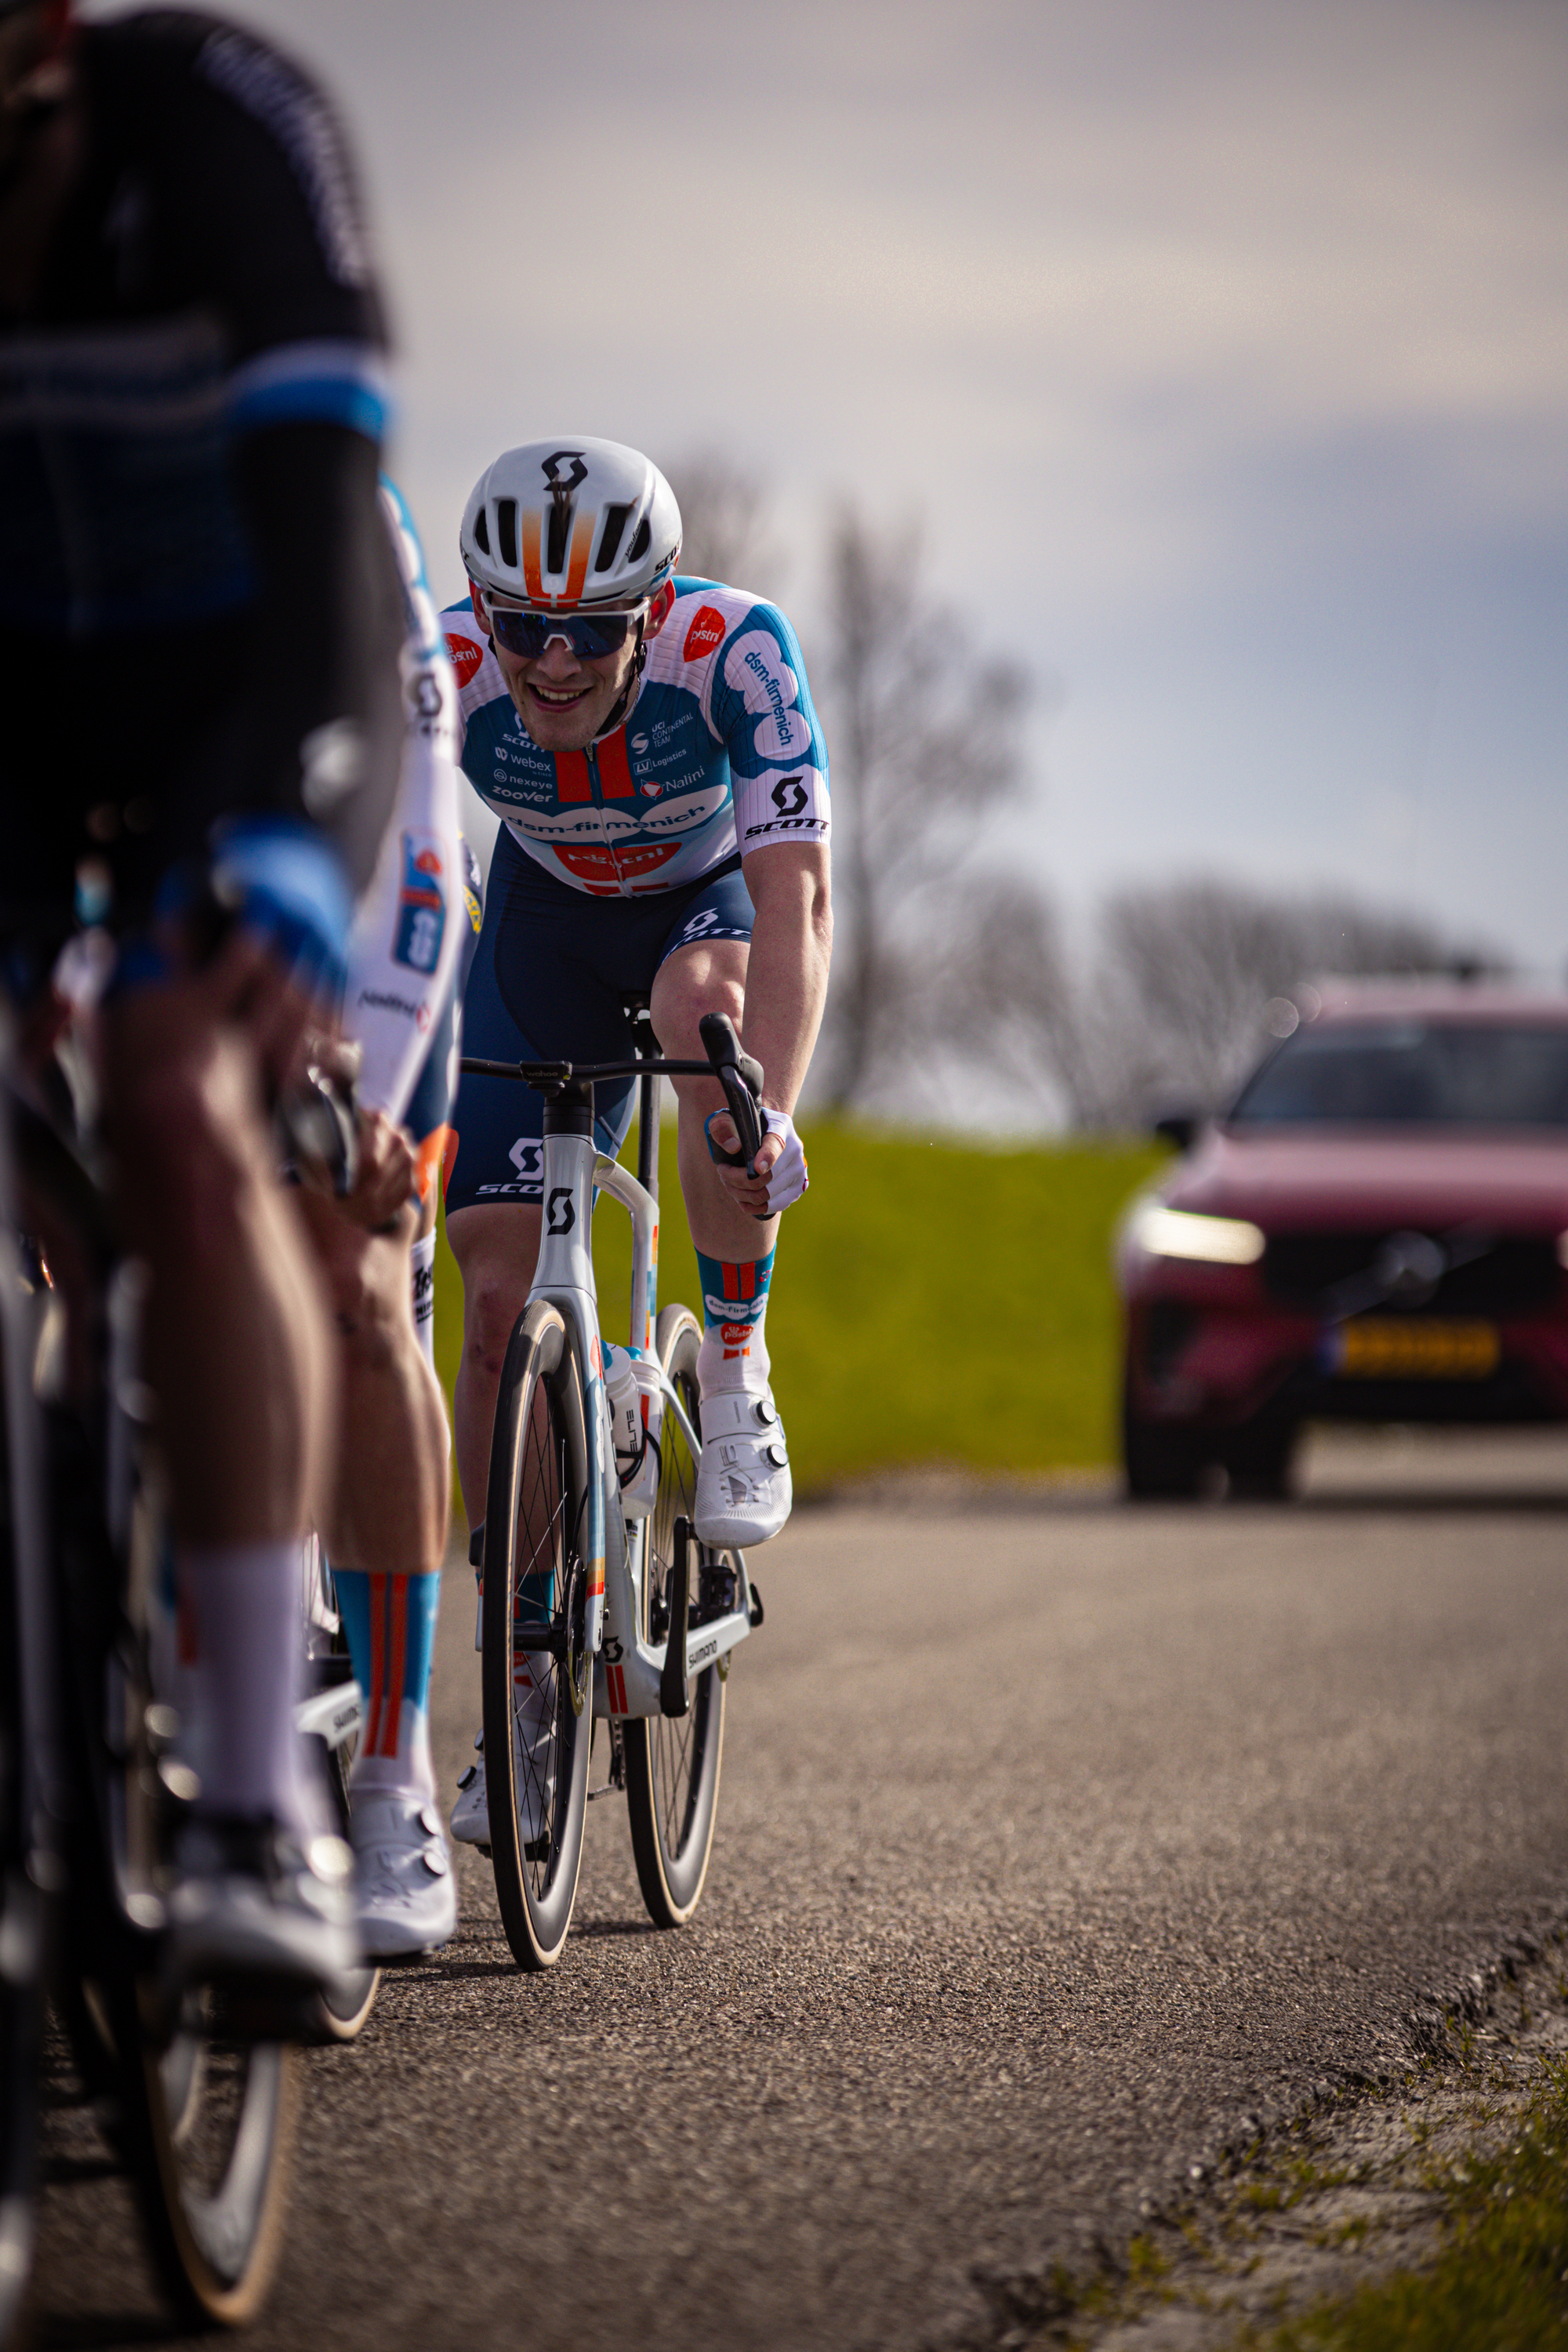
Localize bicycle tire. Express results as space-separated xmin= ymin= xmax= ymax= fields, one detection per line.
xmin=117 ymin=2003 xmax=302 ymax=2330
xmin=107 ymin=1458 xmax=302 ymax=2328
xmin=481 ymin=1301 xmax=593 ymax=1969
xmin=622 ymin=1306 xmax=727 ymax=1929
xmin=308 ymin=1615 xmax=379 ymax=2043
xmin=0 ymin=1378 xmax=44 ymax=2352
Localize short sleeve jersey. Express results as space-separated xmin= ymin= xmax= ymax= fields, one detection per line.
xmin=441 ymin=578 xmax=830 ymax=898
xmin=0 ymin=9 xmax=389 ymax=636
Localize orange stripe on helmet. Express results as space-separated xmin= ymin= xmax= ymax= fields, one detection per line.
xmin=565 ymin=514 xmax=593 ymax=604
xmin=521 ymin=512 xmax=543 ymax=601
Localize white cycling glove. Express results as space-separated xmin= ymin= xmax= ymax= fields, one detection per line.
xmin=759 ymin=1108 xmax=809 ymax=1214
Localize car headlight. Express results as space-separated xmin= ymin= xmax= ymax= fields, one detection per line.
xmin=1130 ymin=1204 xmax=1266 ymax=1265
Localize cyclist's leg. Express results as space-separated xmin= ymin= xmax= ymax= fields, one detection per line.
xmin=648 ymin=883 xmax=790 ymax=1545
xmin=102 ymin=942 xmax=360 ymax=1993
xmin=321 ymin=818 xmax=475 ymax=1954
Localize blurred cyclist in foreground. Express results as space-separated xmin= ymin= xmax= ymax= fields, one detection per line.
xmin=0 ymin=1 xmax=401 ymax=2016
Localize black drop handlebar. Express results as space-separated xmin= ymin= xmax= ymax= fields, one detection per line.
xmin=460 ymin=1009 xmax=767 ymax=1176
xmin=697 ymin=1012 xmax=765 ymax=1175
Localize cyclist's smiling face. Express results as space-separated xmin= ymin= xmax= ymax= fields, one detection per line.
xmin=476 ymin=579 xmax=675 ymax=752
xmin=495 ymin=629 xmax=633 ymax=752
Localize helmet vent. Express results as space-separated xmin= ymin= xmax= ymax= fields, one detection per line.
xmin=545 ymin=495 xmax=571 ymax=578
xmin=628 ymin=514 xmax=652 ymax=564
xmin=595 ymin=503 xmax=633 ymax=573
xmin=495 ymin=499 xmax=518 ymax=570
xmin=472 ymin=506 xmax=490 ymax=557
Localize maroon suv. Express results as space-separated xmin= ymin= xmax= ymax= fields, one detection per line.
xmin=1116 ymin=984 xmax=1568 ymax=1497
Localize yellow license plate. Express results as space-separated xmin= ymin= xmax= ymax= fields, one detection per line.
xmin=1331 ymin=1319 xmax=1500 ymax=1380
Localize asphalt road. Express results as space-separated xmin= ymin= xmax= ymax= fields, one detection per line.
xmin=34 ymin=1432 xmax=1568 ymax=2350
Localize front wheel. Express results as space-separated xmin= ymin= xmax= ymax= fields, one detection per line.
xmin=623 ymin=1307 xmax=727 ymax=1929
xmin=481 ymin=1302 xmax=593 ymax=1969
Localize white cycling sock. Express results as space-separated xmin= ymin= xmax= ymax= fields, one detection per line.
xmin=179 ymin=1539 xmax=326 ymax=1840
xmin=698 ymin=1322 xmax=771 ymax=1397
xmin=410 ymin=1229 xmax=437 ymax=1369
xmin=695 ymin=1248 xmax=775 ymax=1396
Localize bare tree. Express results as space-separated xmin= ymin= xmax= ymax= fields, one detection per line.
xmin=813 ymin=507 xmax=1033 ymax=1111
xmin=1027 ymin=879 xmax=1505 ymax=1131
xmin=662 ymin=452 xmax=784 ymax=598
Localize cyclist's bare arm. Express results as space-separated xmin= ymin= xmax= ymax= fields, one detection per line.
xmin=706 ymin=840 xmax=832 ymax=1211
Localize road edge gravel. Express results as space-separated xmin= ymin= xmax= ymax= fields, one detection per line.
xmin=939 ymin=1907 xmax=1568 ymax=2350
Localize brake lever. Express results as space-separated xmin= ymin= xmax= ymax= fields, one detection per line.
xmin=699 ymin=1011 xmax=765 ymax=1174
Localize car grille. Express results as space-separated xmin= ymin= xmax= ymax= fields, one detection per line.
xmin=1261 ymin=1232 xmax=1563 ymax=1315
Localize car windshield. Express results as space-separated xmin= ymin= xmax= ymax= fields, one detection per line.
xmin=1229 ymin=1022 xmax=1568 ymax=1128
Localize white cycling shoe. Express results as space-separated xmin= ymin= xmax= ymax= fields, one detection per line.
xmin=349 ymin=1791 xmax=456 ymax=1960
xmin=451 ymin=1664 xmax=557 ymax=1853
xmin=694 ymin=1388 xmax=792 ymax=1547
xmin=165 ymin=1814 xmax=361 ymax=2025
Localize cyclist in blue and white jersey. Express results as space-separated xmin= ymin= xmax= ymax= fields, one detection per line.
xmin=441 ymin=438 xmax=832 ymax=1846
xmin=0 ymin=1 xmax=403 ymax=2014
xmin=303 ymin=476 xmax=480 ymax=1962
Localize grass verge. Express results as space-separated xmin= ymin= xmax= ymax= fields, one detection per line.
xmin=434 ymin=1118 xmax=1162 ymax=1501
xmin=1261 ymin=2041 xmax=1568 ymax=2350
xmin=956 ymin=1941 xmax=1568 ymax=2352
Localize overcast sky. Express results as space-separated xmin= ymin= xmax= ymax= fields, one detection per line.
xmin=90 ymin=0 xmax=1568 ymax=969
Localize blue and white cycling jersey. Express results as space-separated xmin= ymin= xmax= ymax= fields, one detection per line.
xmin=344 ymin=481 xmax=464 ymax=1127
xmin=441 ymin=579 xmax=830 ymax=898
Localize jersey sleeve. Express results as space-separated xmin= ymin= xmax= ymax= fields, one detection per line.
xmin=703 ymin=601 xmax=831 ymax=855
xmin=151 ymin=16 xmax=390 ymax=441
xmin=440 ymin=601 xmax=509 ymax=766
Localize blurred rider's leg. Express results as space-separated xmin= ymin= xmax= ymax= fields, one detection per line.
xmin=103 ymin=934 xmax=360 ymax=2000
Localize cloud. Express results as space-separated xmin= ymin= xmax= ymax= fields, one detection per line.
xmin=77 ymin=0 xmax=1568 ymax=963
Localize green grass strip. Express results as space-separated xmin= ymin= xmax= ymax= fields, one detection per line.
xmin=1265 ymin=2053 xmax=1568 ymax=2352
xmin=433 ymin=1119 xmax=1162 ymax=1498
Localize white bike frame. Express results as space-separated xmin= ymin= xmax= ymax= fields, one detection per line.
xmin=525 ymin=1109 xmax=757 ymax=1721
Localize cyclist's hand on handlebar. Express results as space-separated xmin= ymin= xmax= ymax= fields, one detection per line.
xmin=338 ymin=1107 xmax=418 ymax=1233
xmin=705 ymin=1105 xmax=809 ymax=1220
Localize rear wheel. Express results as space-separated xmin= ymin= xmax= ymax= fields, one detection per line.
xmin=481 ymin=1303 xmax=593 ymax=1969
xmin=623 ymin=1308 xmax=727 ymax=1929
xmin=310 ymin=1585 xmax=379 ymax=2042
xmin=0 ymin=1348 xmax=45 ymax=2351
xmin=108 ymin=1451 xmax=302 ymax=2327
xmin=118 ymin=1998 xmax=301 ymax=2329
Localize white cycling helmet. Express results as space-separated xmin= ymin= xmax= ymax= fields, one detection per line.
xmin=459 ymin=437 xmax=681 ymax=612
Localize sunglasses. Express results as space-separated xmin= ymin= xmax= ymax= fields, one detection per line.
xmin=484 ymin=601 xmax=644 ymax=662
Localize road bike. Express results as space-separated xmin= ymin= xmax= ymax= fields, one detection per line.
xmin=0 ymin=1046 xmax=376 ymax=2343
xmin=462 ymin=1009 xmax=767 ymax=1969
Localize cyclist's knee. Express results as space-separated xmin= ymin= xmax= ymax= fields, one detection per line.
xmin=448 ymin=1206 xmax=539 ymax=1376
xmin=652 ymin=942 xmax=747 ymax=1064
